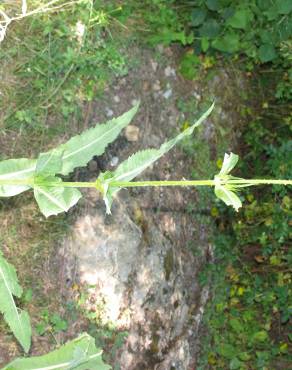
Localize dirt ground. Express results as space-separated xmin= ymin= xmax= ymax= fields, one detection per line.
xmin=0 ymin=43 xmax=244 ymax=367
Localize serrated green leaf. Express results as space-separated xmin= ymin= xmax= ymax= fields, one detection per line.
xmin=212 ymin=33 xmax=240 ymax=53
xmin=216 ymin=343 xmax=237 ymax=359
xmin=226 ymin=9 xmax=253 ymax=29
xmin=257 ymin=0 xmax=274 ymax=11
xmin=199 ymin=19 xmax=221 ymax=38
xmin=219 ymin=153 xmax=239 ymax=175
xmin=276 ymin=0 xmax=292 ymax=14
xmin=263 ymin=6 xmax=280 ymax=20
xmin=258 ymin=44 xmax=277 ymax=63
xmin=230 ymin=357 xmax=243 ymax=370
xmin=34 ymin=177 xmax=82 ymax=217
xmin=35 ymin=149 xmax=63 ymax=176
xmin=99 ymin=104 xmax=215 ymax=213
xmin=251 ymin=330 xmax=268 ymax=343
xmin=57 ymin=102 xmax=139 ymax=175
xmin=0 ymin=105 xmax=139 ymax=199
xmin=191 ymin=8 xmax=207 ymax=27
xmin=2 ymin=333 xmax=111 ymax=370
xmin=0 ymin=251 xmax=31 ymax=353
xmin=201 ymin=37 xmax=210 ymax=52
xmin=0 ymin=159 xmax=36 ymax=197
xmin=205 ymin=0 xmax=220 ymax=11
xmin=229 ymin=318 xmax=244 ymax=332
xmin=238 ymin=352 xmax=251 ymax=361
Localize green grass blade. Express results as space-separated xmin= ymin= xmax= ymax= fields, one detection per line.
xmin=2 ymin=333 xmax=111 ymax=370
xmin=0 ymin=251 xmax=31 ymax=353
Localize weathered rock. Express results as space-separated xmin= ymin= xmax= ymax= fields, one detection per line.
xmin=105 ymin=107 xmax=114 ymax=117
xmin=125 ymin=125 xmax=140 ymax=142
xmin=164 ymin=66 xmax=176 ymax=78
xmin=61 ymin=195 xmax=211 ymax=370
xmin=63 ymin=199 xmax=141 ymax=323
xmin=163 ymin=88 xmax=173 ymax=99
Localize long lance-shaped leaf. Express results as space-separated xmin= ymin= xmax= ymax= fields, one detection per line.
xmin=99 ymin=103 xmax=214 ymax=213
xmin=1 ymin=333 xmax=111 ymax=370
xmin=34 ymin=177 xmax=82 ymax=218
xmin=0 ymin=158 xmax=36 ymax=197
xmin=0 ymin=104 xmax=139 ymax=197
xmin=57 ymin=102 xmax=140 ymax=175
xmin=33 ymin=151 xmax=82 ymax=217
xmin=0 ymin=251 xmax=31 ymax=353
xmin=35 ymin=149 xmax=63 ymax=176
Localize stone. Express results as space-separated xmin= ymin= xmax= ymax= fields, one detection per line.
xmin=124 ymin=125 xmax=140 ymax=142
xmin=110 ymin=156 xmax=119 ymax=167
xmin=63 ymin=201 xmax=141 ymax=323
xmin=142 ymin=81 xmax=150 ymax=91
xmin=152 ymin=80 xmax=161 ymax=91
xmin=150 ymin=60 xmax=158 ymax=72
xmin=131 ymin=99 xmax=139 ymax=106
xmin=105 ymin=107 xmax=114 ymax=117
xmin=113 ymin=95 xmax=120 ymax=103
xmin=164 ymin=66 xmax=176 ymax=77
xmin=61 ymin=198 xmax=211 ymax=369
xmin=163 ymin=88 xmax=172 ymax=99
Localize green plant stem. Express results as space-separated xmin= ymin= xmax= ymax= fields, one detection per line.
xmin=0 ymin=178 xmax=291 ymax=188
xmin=110 ymin=180 xmax=216 ymax=187
xmin=226 ymin=179 xmax=292 ymax=185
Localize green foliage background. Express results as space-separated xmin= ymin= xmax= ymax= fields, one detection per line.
xmin=0 ymin=0 xmax=291 ymax=368
xmin=130 ymin=0 xmax=291 ymax=368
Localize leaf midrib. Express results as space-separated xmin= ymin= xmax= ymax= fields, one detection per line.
xmin=35 ymin=187 xmax=68 ymax=212
xmin=0 ymin=166 xmax=35 ymax=179
xmin=62 ymin=119 xmax=126 ymax=161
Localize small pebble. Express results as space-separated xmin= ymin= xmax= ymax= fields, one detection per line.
xmin=152 ymin=80 xmax=161 ymax=91
xmin=105 ymin=107 xmax=114 ymax=117
xmin=113 ymin=95 xmax=120 ymax=103
xmin=125 ymin=125 xmax=140 ymax=142
xmin=193 ymin=91 xmax=201 ymax=100
xmin=142 ymin=81 xmax=150 ymax=91
xmin=163 ymin=89 xmax=173 ymax=99
xmin=164 ymin=66 xmax=176 ymax=77
xmin=151 ymin=60 xmax=158 ymax=72
xmin=131 ymin=98 xmax=139 ymax=106
xmin=110 ymin=156 xmax=119 ymax=167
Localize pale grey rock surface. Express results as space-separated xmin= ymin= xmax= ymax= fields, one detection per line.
xmin=62 ymin=194 xmax=210 ymax=370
